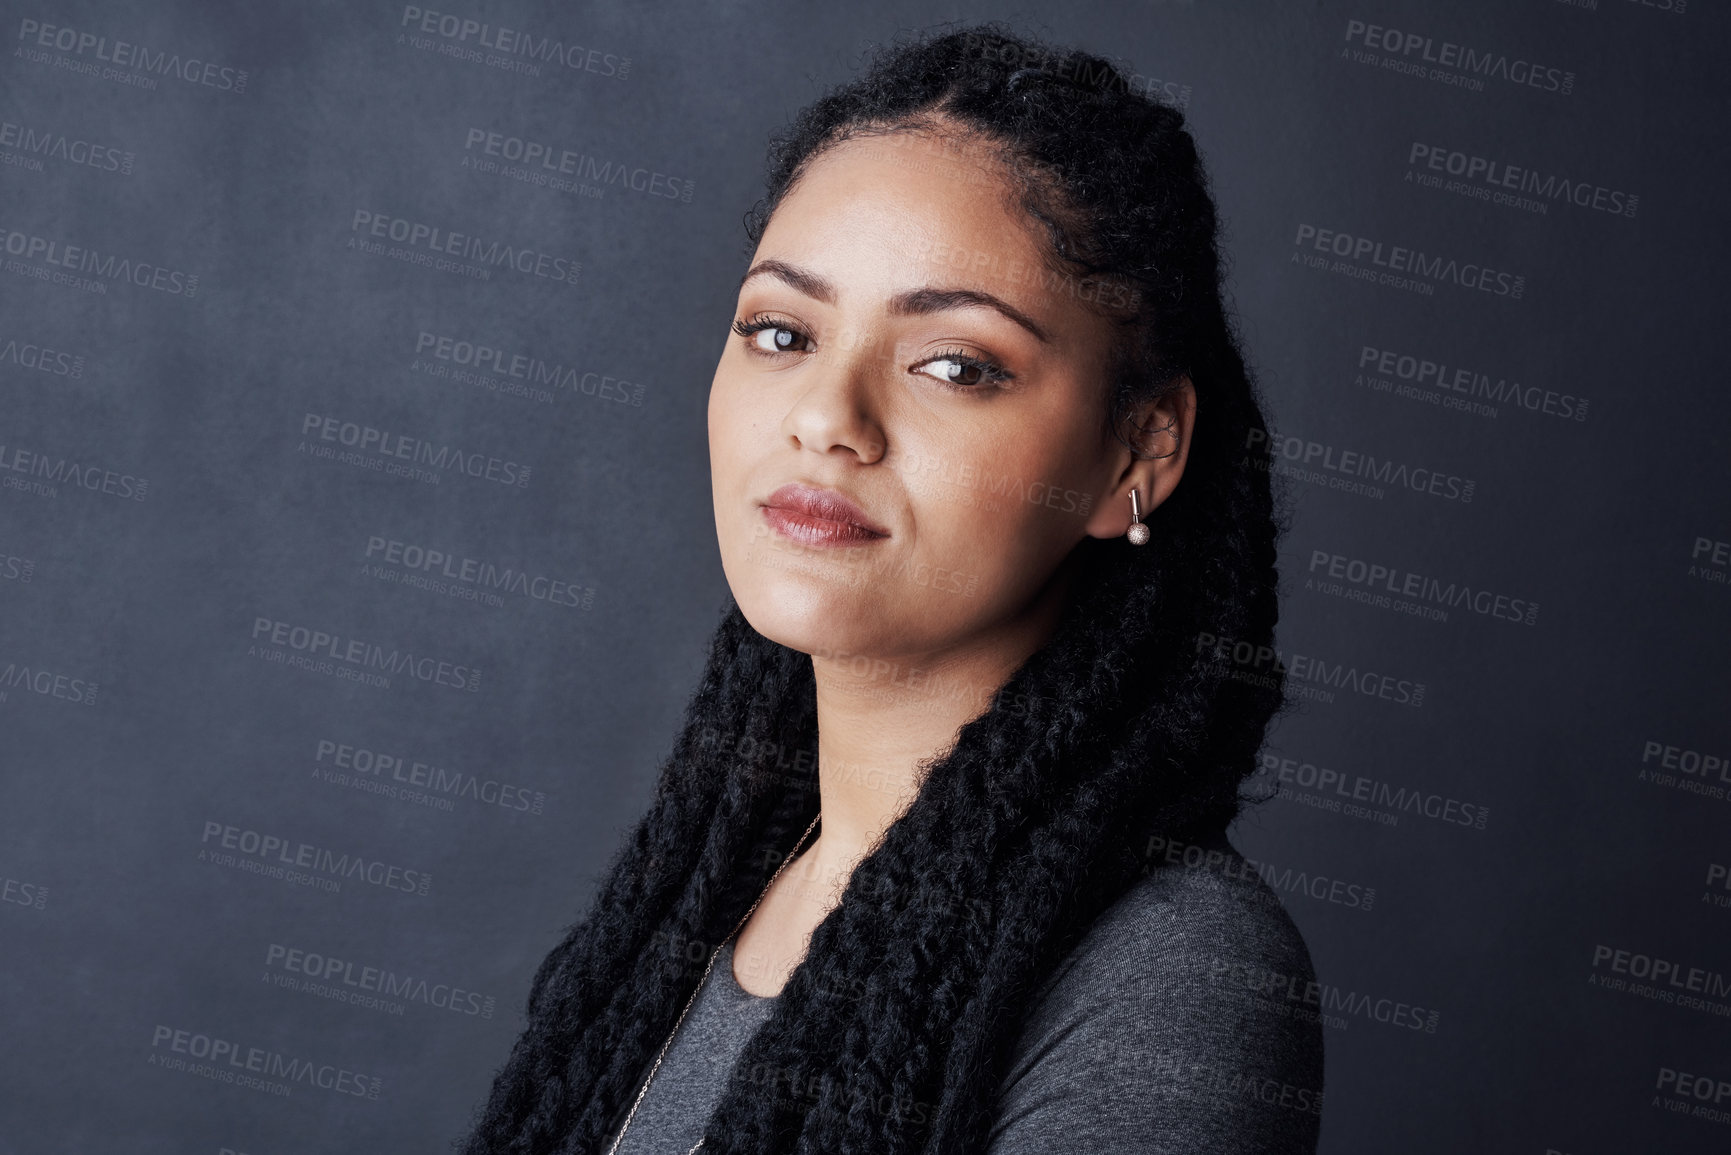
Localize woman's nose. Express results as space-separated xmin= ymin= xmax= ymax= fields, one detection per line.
xmin=779 ymin=336 xmax=889 ymax=464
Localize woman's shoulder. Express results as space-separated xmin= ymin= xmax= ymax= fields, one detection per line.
xmin=987 ymin=827 xmax=1326 ymax=1155
xmin=1041 ymin=827 xmax=1319 ymax=1005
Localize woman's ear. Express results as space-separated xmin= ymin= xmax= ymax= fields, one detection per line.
xmin=1083 ymin=376 xmax=1196 ymax=541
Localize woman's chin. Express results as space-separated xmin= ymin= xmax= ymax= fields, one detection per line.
xmin=737 ymin=594 xmax=883 ymax=659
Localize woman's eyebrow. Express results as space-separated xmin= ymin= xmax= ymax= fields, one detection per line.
xmin=740 ymin=258 xmax=836 ymax=303
xmin=886 ymin=286 xmax=1049 ymax=345
xmin=740 ymin=259 xmax=1050 ymax=345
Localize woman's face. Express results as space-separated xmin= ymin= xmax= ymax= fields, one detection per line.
xmin=708 ymin=128 xmax=1189 ymax=667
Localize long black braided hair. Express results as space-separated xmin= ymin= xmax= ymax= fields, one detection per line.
xmin=459 ymin=21 xmax=1293 ymax=1155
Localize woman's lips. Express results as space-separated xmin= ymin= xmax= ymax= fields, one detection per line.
xmin=760 ymin=483 xmax=889 ymax=547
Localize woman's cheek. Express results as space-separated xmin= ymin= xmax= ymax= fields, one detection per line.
xmin=894 ymin=493 xmax=989 ymax=604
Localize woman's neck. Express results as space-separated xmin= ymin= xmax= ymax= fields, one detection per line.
xmin=731 ymin=561 xmax=1072 ymax=996
xmin=807 ymin=553 xmax=1074 ymax=863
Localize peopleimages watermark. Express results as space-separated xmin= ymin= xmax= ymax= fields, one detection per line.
xmin=199 ymin=820 xmax=433 ymax=896
xmin=1638 ymin=738 xmax=1730 ymax=803
xmin=0 ymin=437 xmax=147 ymax=501
xmin=0 ymin=549 xmax=33 ymax=584
xmin=1642 ymin=740 xmax=1729 ymax=783
xmin=1703 ymin=862 xmax=1731 ymax=910
xmin=1246 ymin=427 xmax=1474 ymax=503
xmin=1144 ymin=835 xmax=1377 ymax=913
xmin=1406 ymin=142 xmax=1636 ymax=218
xmin=1252 ymin=752 xmax=1490 ymax=831
xmin=906 ymin=234 xmax=1140 ymax=311
xmin=412 ymin=329 xmax=644 ymax=406
xmin=1654 ymin=1065 xmax=1731 ymax=1125
xmin=312 ymin=736 xmax=547 ymax=815
xmin=248 ymin=615 xmax=483 ymax=693
xmin=1292 ymin=222 xmax=1524 ymax=298
xmin=1146 ymin=1049 xmax=1324 ymax=1118
xmin=1304 ymin=548 xmax=1540 ymax=626
xmin=16 ymin=18 xmax=249 ymax=93
xmin=0 ymin=224 xmax=198 ymax=296
xmin=348 ymin=209 xmax=580 ymax=285
xmin=397 ymin=7 xmax=630 ymax=79
xmin=1209 ymin=957 xmax=1441 ymax=1034
xmin=263 ymin=941 xmax=497 ymax=1018
xmin=298 ymin=412 xmax=532 ymax=488
xmin=1341 ymin=18 xmax=1574 ymax=96
xmin=882 ymin=444 xmax=1095 ymax=518
xmin=1690 ymin=536 xmax=1730 ymax=589
xmin=1588 ymin=943 xmax=1731 ymax=1018
xmin=363 ymin=534 xmax=592 ymax=611
xmin=1356 ymin=344 xmax=1588 ymax=422
xmin=0 ymin=117 xmax=134 ymax=175
xmin=0 ymin=655 xmax=99 ymax=706
xmin=958 ymin=29 xmax=1192 ymax=107
xmin=0 ymin=330 xmax=85 ymax=378
xmin=746 ymin=522 xmax=981 ymax=598
xmin=2 ymin=871 xmax=48 ymax=910
xmin=1195 ymin=630 xmax=1428 ymax=708
xmin=1604 ymin=0 xmax=1688 ymax=17
xmin=147 ymin=1025 xmax=379 ymax=1100
xmin=461 ymin=128 xmax=693 ymax=202
xmin=742 ymin=1059 xmax=936 ymax=1128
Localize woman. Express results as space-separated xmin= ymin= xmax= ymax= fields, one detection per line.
xmin=460 ymin=22 xmax=1321 ymax=1155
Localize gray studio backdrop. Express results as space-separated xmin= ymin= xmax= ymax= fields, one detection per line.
xmin=2 ymin=0 xmax=1727 ymax=1151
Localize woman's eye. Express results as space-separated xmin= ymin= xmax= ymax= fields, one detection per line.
xmin=914 ymin=355 xmax=1008 ymax=389
xmin=731 ymin=314 xmax=814 ymax=355
xmin=751 ymin=326 xmax=809 ymax=354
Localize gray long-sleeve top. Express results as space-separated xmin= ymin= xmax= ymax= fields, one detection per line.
xmin=610 ymin=830 xmax=1325 ymax=1153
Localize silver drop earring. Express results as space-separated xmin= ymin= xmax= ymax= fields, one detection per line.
xmin=1126 ymin=488 xmax=1150 ymax=545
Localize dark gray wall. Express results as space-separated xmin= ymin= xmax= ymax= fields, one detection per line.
xmin=2 ymin=1 xmax=1726 ymax=1152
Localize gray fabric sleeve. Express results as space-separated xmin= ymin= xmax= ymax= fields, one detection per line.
xmin=985 ymin=833 xmax=1326 ymax=1155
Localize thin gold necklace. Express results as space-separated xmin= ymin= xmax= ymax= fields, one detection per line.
xmin=604 ymin=811 xmax=822 ymax=1155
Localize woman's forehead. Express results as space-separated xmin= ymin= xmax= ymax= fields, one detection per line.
xmin=752 ymin=137 xmax=1090 ymax=320
xmin=768 ymin=132 xmax=1035 ymax=247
